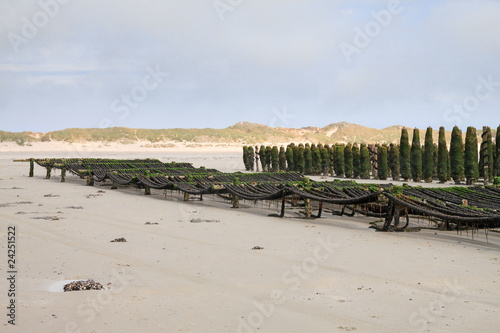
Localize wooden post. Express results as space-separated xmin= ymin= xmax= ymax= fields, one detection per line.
xmin=29 ymin=158 xmax=34 ymax=177
xmin=45 ymin=165 xmax=51 ymax=179
xmin=255 ymin=146 xmax=260 ymax=172
xmin=393 ymin=204 xmax=401 ymax=227
xmin=145 ymin=186 xmax=151 ymax=195
xmin=61 ymin=168 xmax=66 ymax=182
xmin=183 ymin=192 xmax=190 ymax=201
xmin=382 ymin=202 xmax=395 ymax=231
xmin=232 ymin=177 xmax=240 ymax=208
xmin=304 ymin=198 xmax=312 ymax=218
xmin=111 ymin=181 xmax=118 ymax=189
xmin=232 ymin=194 xmax=239 ymax=208
xmin=315 ymin=201 xmax=323 ymax=218
xmin=481 ymin=126 xmax=490 ymax=185
xmin=279 ymin=192 xmax=286 ymax=217
xmin=86 ymin=175 xmax=94 ymax=186
xmin=369 ymin=145 xmax=378 ymax=179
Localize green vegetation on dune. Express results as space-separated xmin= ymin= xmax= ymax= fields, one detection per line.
xmin=1 ymin=122 xmax=497 ymax=145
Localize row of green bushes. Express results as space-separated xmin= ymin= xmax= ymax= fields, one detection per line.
xmin=243 ymin=125 xmax=500 ymax=184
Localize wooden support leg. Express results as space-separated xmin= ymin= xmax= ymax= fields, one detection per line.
xmin=46 ymin=166 xmax=51 ymax=179
xmin=304 ymin=198 xmax=312 ymax=218
xmin=313 ymin=201 xmax=323 ymax=218
xmin=184 ymin=192 xmax=190 ymax=201
xmin=382 ymin=202 xmax=395 ymax=231
xmin=402 ymin=208 xmax=410 ymax=229
xmin=61 ymin=168 xmax=66 ymax=182
xmin=279 ymin=193 xmax=286 ymax=217
xmin=345 ymin=205 xmax=355 ymax=217
xmin=232 ymin=195 xmax=239 ymax=208
xmin=393 ymin=204 xmax=401 ymax=227
xmin=29 ymin=158 xmax=34 ymax=177
xmin=86 ymin=175 xmax=94 ymax=186
xmin=111 ymin=181 xmax=118 ymax=189
xmin=145 ymin=187 xmax=151 ymax=195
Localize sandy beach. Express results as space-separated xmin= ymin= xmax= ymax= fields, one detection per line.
xmin=1 ymin=148 xmax=499 ymax=333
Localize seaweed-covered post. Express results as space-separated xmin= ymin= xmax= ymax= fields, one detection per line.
xmin=481 ymin=126 xmax=492 ymax=185
xmin=111 ymin=181 xmax=118 ymax=189
xmin=300 ymin=177 xmax=312 ymax=217
xmin=368 ymin=145 xmax=378 ymax=179
xmin=255 ymin=146 xmax=260 ymax=172
xmin=232 ymin=177 xmax=240 ymax=208
xmin=45 ymin=159 xmax=51 ymax=179
xmin=86 ymin=166 xmax=94 ymax=186
xmin=61 ymin=160 xmax=66 ymax=182
xmin=279 ymin=191 xmax=286 ymax=217
xmin=304 ymin=199 xmax=312 ymax=218
xmin=144 ymin=170 xmax=151 ymax=195
xmin=29 ymin=158 xmax=34 ymax=177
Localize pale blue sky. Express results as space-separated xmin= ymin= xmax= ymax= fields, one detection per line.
xmin=1 ymin=0 xmax=499 ymax=132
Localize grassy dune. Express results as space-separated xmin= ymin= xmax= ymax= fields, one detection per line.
xmin=1 ymin=122 xmax=494 ymax=146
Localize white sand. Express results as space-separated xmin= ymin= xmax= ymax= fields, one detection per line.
xmin=0 ymin=149 xmax=499 ymax=333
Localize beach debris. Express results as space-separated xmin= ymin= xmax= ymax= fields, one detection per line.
xmin=0 ymin=201 xmax=33 ymax=208
xmin=63 ymin=279 xmax=104 ymax=292
xmin=145 ymin=222 xmax=159 ymax=225
xmin=252 ymin=246 xmax=264 ymax=250
xmin=111 ymin=237 xmax=127 ymax=242
xmin=65 ymin=206 xmax=83 ymax=209
xmin=97 ymin=190 xmax=106 ymax=193
xmin=44 ymin=193 xmax=60 ymax=197
xmin=190 ymin=218 xmax=220 ymax=223
xmin=31 ymin=216 xmax=61 ymax=221
xmin=86 ymin=194 xmax=102 ymax=198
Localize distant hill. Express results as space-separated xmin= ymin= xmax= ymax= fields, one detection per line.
xmin=0 ymin=122 xmax=495 ymax=146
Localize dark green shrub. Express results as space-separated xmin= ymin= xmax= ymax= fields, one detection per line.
xmin=271 ymin=146 xmax=279 ymax=172
xmin=286 ymin=145 xmax=294 ymax=171
xmin=450 ymin=126 xmax=464 ymax=183
xmin=248 ymin=146 xmax=255 ymax=171
xmin=321 ymin=148 xmax=329 ymax=175
xmin=296 ymin=146 xmax=305 ymax=173
xmin=352 ymin=144 xmax=360 ymax=179
xmin=410 ymin=128 xmax=422 ymax=182
xmin=389 ymin=143 xmax=400 ymax=181
xmin=265 ymin=146 xmax=272 ymax=172
xmin=334 ymin=145 xmax=345 ymax=177
xmin=437 ymin=126 xmax=448 ymax=183
xmin=496 ymin=126 xmax=500 ymax=176
xmin=304 ymin=147 xmax=313 ymax=174
xmin=312 ymin=146 xmax=322 ymax=175
xmin=423 ymin=127 xmax=434 ymax=183
xmin=242 ymin=146 xmax=249 ymax=170
xmin=399 ymin=128 xmax=411 ymax=181
xmin=360 ymin=143 xmax=370 ymax=179
xmin=378 ymin=145 xmax=388 ymax=180
xmin=464 ymin=126 xmax=479 ymax=185
xmin=344 ymin=144 xmax=353 ymax=178
xmin=259 ymin=145 xmax=266 ymax=171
